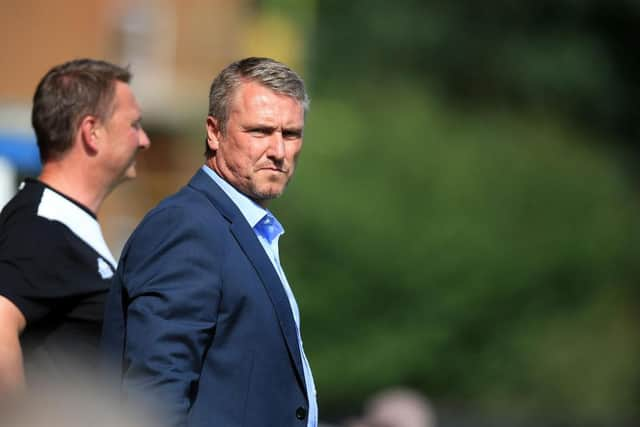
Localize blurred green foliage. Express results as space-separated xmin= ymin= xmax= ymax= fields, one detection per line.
xmin=309 ymin=0 xmax=640 ymax=145
xmin=276 ymin=84 xmax=640 ymax=424
xmin=261 ymin=0 xmax=640 ymax=424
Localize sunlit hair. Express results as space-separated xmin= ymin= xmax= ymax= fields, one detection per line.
xmin=32 ymin=58 xmax=131 ymax=163
xmin=205 ymin=57 xmax=309 ymax=157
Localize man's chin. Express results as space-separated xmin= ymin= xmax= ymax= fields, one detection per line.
xmin=251 ymin=187 xmax=285 ymax=206
xmin=123 ymin=164 xmax=137 ymax=180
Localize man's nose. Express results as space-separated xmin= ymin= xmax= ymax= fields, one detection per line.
xmin=268 ymin=132 xmax=285 ymax=159
xmin=138 ymin=129 xmax=151 ymax=150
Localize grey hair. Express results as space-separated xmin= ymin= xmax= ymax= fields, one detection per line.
xmin=205 ymin=57 xmax=309 ymax=156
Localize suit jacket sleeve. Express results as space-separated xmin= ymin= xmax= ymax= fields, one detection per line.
xmin=119 ymin=205 xmax=224 ymax=427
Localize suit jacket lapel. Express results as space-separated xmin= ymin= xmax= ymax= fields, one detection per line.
xmin=228 ymin=221 xmax=307 ymax=391
xmin=188 ymin=169 xmax=308 ymax=394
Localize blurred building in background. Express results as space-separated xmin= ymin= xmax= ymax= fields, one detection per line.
xmin=0 ymin=0 xmax=306 ymax=255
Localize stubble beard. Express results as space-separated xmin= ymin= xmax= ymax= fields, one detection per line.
xmin=248 ymin=172 xmax=293 ymax=204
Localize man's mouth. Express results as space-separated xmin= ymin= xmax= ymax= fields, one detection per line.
xmin=259 ymin=166 xmax=287 ymax=173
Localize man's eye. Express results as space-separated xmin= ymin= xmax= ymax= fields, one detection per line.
xmin=249 ymin=128 xmax=270 ymax=136
xmin=283 ymin=130 xmax=302 ymax=139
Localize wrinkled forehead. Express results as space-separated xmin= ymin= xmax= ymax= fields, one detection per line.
xmin=231 ymin=81 xmax=304 ymax=120
xmin=234 ymin=80 xmax=302 ymax=106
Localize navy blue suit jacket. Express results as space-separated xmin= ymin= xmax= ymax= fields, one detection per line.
xmin=102 ymin=169 xmax=310 ymax=427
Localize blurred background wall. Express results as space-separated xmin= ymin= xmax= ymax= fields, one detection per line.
xmin=0 ymin=0 xmax=306 ymax=253
xmin=1 ymin=1 xmax=639 ymax=426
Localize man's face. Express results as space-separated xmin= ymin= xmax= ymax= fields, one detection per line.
xmin=101 ymin=81 xmax=150 ymax=183
xmin=206 ymin=81 xmax=305 ymax=206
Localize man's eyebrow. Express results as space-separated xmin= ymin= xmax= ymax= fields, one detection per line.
xmin=244 ymin=124 xmax=275 ymax=129
xmin=243 ymin=125 xmax=276 ymax=132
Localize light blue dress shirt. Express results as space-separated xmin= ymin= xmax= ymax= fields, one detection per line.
xmin=201 ymin=165 xmax=318 ymax=427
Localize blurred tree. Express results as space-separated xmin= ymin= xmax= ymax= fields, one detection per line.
xmin=277 ymin=83 xmax=640 ymax=425
xmin=260 ymin=0 xmax=640 ymax=425
xmin=310 ymin=0 xmax=640 ymax=153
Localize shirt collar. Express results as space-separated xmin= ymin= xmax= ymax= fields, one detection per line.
xmin=201 ymin=165 xmax=275 ymax=229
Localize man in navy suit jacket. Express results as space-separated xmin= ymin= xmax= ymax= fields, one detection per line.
xmin=102 ymin=57 xmax=317 ymax=427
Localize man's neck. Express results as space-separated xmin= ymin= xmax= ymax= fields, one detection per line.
xmin=38 ymin=161 xmax=108 ymax=215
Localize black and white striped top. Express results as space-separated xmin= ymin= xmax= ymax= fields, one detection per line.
xmin=0 ymin=178 xmax=116 ymax=382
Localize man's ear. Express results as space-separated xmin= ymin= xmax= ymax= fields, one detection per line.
xmin=206 ymin=116 xmax=222 ymax=152
xmin=79 ymin=115 xmax=100 ymax=155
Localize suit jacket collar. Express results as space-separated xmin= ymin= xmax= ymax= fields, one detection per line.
xmin=187 ymin=168 xmax=308 ymax=396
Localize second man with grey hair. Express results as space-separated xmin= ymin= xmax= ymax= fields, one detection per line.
xmin=102 ymin=57 xmax=318 ymax=427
